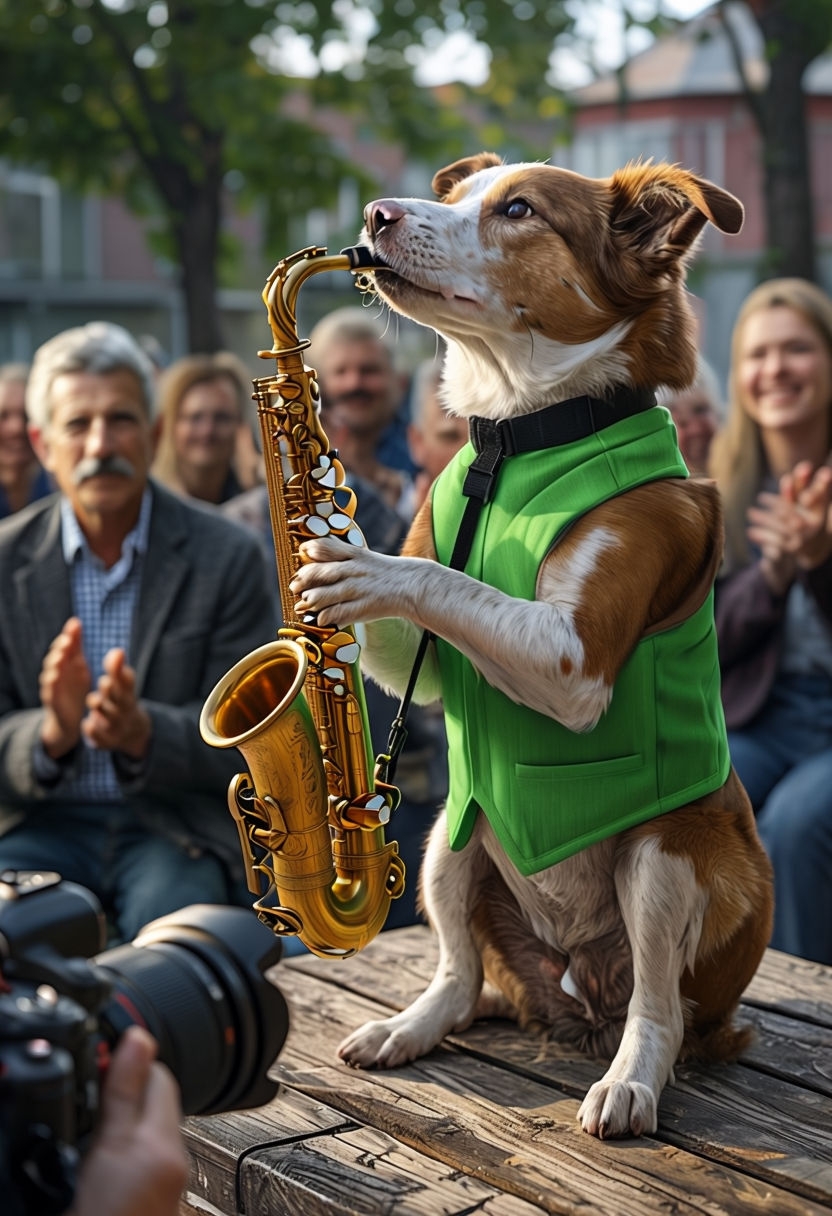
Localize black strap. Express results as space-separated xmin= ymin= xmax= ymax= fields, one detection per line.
xmin=376 ymin=492 xmax=484 ymax=785
xmin=375 ymin=385 xmax=655 ymax=784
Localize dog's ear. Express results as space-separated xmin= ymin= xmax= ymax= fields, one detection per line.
xmin=432 ymin=152 xmax=502 ymax=200
xmin=607 ymin=163 xmax=744 ymax=271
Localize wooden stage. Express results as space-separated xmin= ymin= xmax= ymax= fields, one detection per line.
xmin=181 ymin=925 xmax=832 ymax=1215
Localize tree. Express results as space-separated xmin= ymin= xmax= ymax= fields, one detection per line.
xmin=719 ymin=0 xmax=832 ymax=281
xmin=0 ymin=0 xmax=574 ymax=352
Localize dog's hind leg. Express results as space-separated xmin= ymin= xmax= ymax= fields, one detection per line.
xmin=577 ymin=835 xmax=706 ymax=1138
xmin=337 ymin=812 xmax=486 ymax=1069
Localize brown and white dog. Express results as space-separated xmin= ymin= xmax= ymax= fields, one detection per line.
xmin=290 ymin=154 xmax=774 ymax=1139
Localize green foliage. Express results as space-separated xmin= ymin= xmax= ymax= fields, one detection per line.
xmin=0 ymin=0 xmax=576 ymax=342
xmin=0 ymin=1 xmax=574 ymax=246
xmin=765 ymin=0 xmax=832 ymax=60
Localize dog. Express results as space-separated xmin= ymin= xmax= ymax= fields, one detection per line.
xmin=289 ymin=153 xmax=774 ymax=1139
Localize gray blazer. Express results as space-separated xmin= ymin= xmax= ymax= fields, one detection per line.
xmin=0 ymin=481 xmax=276 ymax=879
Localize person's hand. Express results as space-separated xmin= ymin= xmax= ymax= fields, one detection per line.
xmin=781 ymin=460 xmax=832 ymax=570
xmin=83 ymin=648 xmax=152 ymax=759
xmin=746 ymin=462 xmax=832 ymax=594
xmin=39 ymin=617 xmax=91 ymax=760
xmin=68 ymin=1026 xmax=188 ymax=1216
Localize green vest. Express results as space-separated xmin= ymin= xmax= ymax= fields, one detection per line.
xmin=431 ymin=406 xmax=731 ymax=876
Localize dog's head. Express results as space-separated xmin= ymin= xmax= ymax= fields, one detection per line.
xmin=359 ymin=153 xmax=743 ymax=418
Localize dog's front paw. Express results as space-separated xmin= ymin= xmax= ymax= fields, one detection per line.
xmin=577 ymin=1080 xmax=657 ymax=1138
xmin=337 ymin=1017 xmax=427 ymax=1070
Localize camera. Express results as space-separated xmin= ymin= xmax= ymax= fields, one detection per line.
xmin=0 ymin=870 xmax=289 ymax=1215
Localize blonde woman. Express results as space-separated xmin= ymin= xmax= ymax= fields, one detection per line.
xmin=710 ymin=277 xmax=832 ymax=964
xmin=152 ymin=352 xmax=255 ymax=504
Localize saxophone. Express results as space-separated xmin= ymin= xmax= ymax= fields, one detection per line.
xmin=199 ymin=246 xmax=405 ymax=959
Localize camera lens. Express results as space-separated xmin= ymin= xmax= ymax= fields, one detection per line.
xmin=93 ymin=905 xmax=288 ymax=1116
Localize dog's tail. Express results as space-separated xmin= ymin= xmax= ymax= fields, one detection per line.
xmin=680 ymin=1013 xmax=754 ymax=1063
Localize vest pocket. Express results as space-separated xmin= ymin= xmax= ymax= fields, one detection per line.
xmin=511 ymin=752 xmax=645 ymax=860
xmin=515 ymin=752 xmax=643 ymax=783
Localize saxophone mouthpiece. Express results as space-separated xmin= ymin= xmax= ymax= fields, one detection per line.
xmin=341 ymin=245 xmax=379 ymax=271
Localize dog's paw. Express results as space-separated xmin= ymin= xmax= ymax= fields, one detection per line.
xmin=577 ymin=1080 xmax=658 ymax=1138
xmin=337 ymin=1017 xmax=427 ymax=1070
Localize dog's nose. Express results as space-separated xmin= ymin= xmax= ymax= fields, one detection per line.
xmin=364 ymin=199 xmax=406 ymax=238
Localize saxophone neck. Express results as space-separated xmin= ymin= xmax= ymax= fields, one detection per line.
xmin=258 ymin=246 xmax=374 ymax=363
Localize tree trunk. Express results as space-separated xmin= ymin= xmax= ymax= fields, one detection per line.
xmin=172 ymin=177 xmax=225 ymax=353
xmin=147 ymin=128 xmax=226 ymax=354
xmin=754 ymin=3 xmax=817 ymax=280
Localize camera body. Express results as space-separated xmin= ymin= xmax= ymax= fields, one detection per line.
xmin=0 ymin=870 xmax=289 ymax=1215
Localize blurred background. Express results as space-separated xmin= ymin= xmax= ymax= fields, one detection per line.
xmin=1 ymin=0 xmax=830 ymax=387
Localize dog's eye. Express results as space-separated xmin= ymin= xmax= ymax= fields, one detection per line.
xmin=503 ymin=198 xmax=534 ymax=220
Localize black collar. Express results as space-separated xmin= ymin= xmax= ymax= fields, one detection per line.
xmin=464 ymin=385 xmax=656 ymax=503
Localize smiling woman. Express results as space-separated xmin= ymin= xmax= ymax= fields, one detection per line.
xmin=710 ymin=276 xmax=832 ymax=967
xmin=152 ymin=352 xmax=255 ymax=506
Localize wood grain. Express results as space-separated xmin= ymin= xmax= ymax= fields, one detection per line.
xmin=178 ymin=933 xmax=832 ymax=1216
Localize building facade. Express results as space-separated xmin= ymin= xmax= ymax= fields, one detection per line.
xmin=3 ymin=1 xmax=832 ymax=390
xmin=558 ymin=0 xmax=832 ymax=393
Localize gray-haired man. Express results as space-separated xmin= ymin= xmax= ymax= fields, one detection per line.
xmin=0 ymin=322 xmax=273 ymax=939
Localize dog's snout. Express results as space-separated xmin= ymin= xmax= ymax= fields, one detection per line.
xmin=364 ymin=199 xmax=406 ymax=239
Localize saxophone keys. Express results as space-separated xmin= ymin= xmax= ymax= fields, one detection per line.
xmin=311 ymin=462 xmax=337 ymax=487
xmin=339 ymin=792 xmax=392 ymax=830
xmin=277 ymin=379 xmax=304 ymax=401
xmin=386 ymin=852 xmax=407 ymax=899
xmin=322 ymin=634 xmax=361 ymax=664
xmin=304 ymin=515 xmax=330 ymax=537
xmin=254 ymin=900 xmax=304 ymax=938
xmin=323 ymin=667 xmax=346 ymax=696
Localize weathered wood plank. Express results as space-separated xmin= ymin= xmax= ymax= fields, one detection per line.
xmin=441 ymin=1011 xmax=832 ymax=1203
xmin=179 ymin=1199 xmax=226 ymax=1216
xmin=285 ymin=931 xmax=832 ymax=1030
xmin=744 ymin=950 xmax=832 ymax=1026
xmin=181 ymin=1086 xmax=356 ymax=1213
xmin=182 ymin=1069 xmax=547 ymax=1215
xmin=283 ymin=933 xmax=832 ymax=1130
xmin=179 ymin=933 xmax=832 ymax=1215
xmin=283 ymin=930 xmax=832 ymax=1101
xmin=739 ymin=1005 xmax=832 ymax=1094
xmin=240 ymin=1124 xmax=548 ymax=1215
xmin=283 ymin=923 xmax=436 ymax=1011
xmin=275 ymin=970 xmax=832 ymax=1215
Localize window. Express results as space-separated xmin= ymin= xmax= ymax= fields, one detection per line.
xmin=0 ymin=165 xmax=60 ymax=279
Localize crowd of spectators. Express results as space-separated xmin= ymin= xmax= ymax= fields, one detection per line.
xmin=709 ymin=278 xmax=832 ymax=967
xmin=3 ymin=272 xmax=832 ymax=1211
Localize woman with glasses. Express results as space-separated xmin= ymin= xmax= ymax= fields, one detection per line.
xmin=152 ymin=352 xmax=256 ymax=505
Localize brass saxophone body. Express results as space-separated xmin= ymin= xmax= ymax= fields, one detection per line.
xmin=200 ymin=246 xmax=405 ymax=958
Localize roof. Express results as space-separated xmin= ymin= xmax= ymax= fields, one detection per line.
xmin=571 ymin=1 xmax=832 ymax=105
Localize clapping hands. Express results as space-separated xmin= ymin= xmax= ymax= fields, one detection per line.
xmin=39 ymin=618 xmax=151 ymax=761
xmin=747 ymin=460 xmax=832 ymax=595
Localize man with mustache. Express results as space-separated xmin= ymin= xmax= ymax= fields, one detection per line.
xmin=308 ymin=308 xmax=416 ymax=520
xmin=0 ymin=321 xmax=273 ymax=940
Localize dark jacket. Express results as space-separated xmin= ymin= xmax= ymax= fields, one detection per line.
xmin=0 ymin=481 xmax=274 ymax=879
xmin=716 ymin=552 xmax=832 ymax=728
